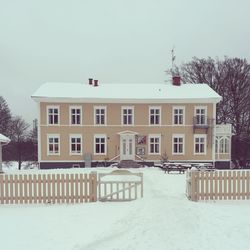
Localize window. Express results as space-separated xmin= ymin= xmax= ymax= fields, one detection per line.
xmin=122 ymin=106 xmax=134 ymax=125
xmin=70 ymin=135 xmax=82 ymax=155
xmin=216 ymin=136 xmax=230 ymax=154
xmin=195 ymin=106 xmax=207 ymax=125
xmin=94 ymin=106 xmax=106 ymax=125
xmin=194 ymin=135 xmax=206 ymax=154
xmin=149 ymin=107 xmax=161 ymax=125
xmin=47 ymin=134 xmax=60 ymax=155
xmin=70 ymin=106 xmax=82 ymax=125
xmin=148 ymin=134 xmax=161 ymax=154
xmin=94 ymin=134 xmax=106 ymax=154
xmin=173 ymin=106 xmax=185 ymax=125
xmin=172 ymin=134 xmax=184 ymax=154
xmin=47 ymin=106 xmax=59 ymax=125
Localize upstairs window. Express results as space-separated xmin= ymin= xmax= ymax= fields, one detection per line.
xmin=47 ymin=106 xmax=59 ymax=125
xmin=122 ymin=106 xmax=134 ymax=125
xmin=94 ymin=106 xmax=106 ymax=125
xmin=173 ymin=106 xmax=185 ymax=125
xmin=149 ymin=107 xmax=161 ymax=125
xmin=195 ymin=106 xmax=207 ymax=125
xmin=70 ymin=106 xmax=82 ymax=125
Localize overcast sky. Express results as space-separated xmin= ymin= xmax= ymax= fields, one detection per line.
xmin=1 ymin=0 xmax=250 ymax=125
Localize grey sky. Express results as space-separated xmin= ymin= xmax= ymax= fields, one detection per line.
xmin=1 ymin=0 xmax=250 ymax=124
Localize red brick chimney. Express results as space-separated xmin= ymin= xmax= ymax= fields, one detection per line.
xmin=88 ymin=78 xmax=93 ymax=85
xmin=172 ymin=76 xmax=181 ymax=86
xmin=94 ymin=79 xmax=99 ymax=87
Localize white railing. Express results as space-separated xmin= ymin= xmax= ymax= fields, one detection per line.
xmin=215 ymin=124 xmax=232 ymax=135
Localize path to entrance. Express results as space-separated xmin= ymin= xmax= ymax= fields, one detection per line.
xmin=0 ymin=167 xmax=250 ymax=250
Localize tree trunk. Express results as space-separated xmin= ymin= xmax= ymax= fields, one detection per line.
xmin=18 ymin=160 xmax=21 ymax=170
xmin=18 ymin=143 xmax=22 ymax=170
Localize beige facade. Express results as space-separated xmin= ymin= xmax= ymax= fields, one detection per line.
xmin=38 ymin=101 xmax=230 ymax=166
xmin=32 ymin=81 xmax=232 ymax=168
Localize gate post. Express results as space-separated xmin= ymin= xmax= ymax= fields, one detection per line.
xmin=190 ymin=170 xmax=199 ymax=202
xmin=89 ymin=171 xmax=97 ymax=202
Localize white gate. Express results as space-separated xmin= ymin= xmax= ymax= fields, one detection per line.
xmin=98 ymin=170 xmax=143 ymax=202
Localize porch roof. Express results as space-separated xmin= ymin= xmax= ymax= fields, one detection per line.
xmin=0 ymin=134 xmax=10 ymax=144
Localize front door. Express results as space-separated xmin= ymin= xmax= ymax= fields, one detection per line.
xmin=120 ymin=134 xmax=135 ymax=160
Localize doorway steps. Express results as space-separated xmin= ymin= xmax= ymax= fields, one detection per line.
xmin=118 ymin=160 xmax=143 ymax=168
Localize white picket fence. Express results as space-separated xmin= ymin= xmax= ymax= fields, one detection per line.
xmin=0 ymin=172 xmax=97 ymax=204
xmin=0 ymin=170 xmax=143 ymax=204
xmin=186 ymin=170 xmax=250 ymax=201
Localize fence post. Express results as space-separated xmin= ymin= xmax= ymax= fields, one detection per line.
xmin=90 ymin=171 xmax=97 ymax=202
xmin=140 ymin=173 xmax=143 ymax=198
xmin=190 ymin=170 xmax=198 ymax=202
xmin=0 ymin=174 xmax=4 ymax=204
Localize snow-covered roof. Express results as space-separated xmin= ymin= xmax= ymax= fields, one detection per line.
xmin=32 ymin=82 xmax=222 ymax=103
xmin=0 ymin=134 xmax=10 ymax=144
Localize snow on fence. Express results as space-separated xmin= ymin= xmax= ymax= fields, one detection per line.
xmin=0 ymin=172 xmax=97 ymax=204
xmin=186 ymin=170 xmax=250 ymax=201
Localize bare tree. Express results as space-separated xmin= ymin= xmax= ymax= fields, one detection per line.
xmin=28 ymin=119 xmax=38 ymax=162
xmin=179 ymin=57 xmax=250 ymax=135
xmin=168 ymin=57 xmax=250 ymax=165
xmin=9 ymin=116 xmax=30 ymax=170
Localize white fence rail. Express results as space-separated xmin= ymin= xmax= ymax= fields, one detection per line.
xmin=0 ymin=172 xmax=97 ymax=204
xmin=0 ymin=170 xmax=144 ymax=204
xmin=186 ymin=170 xmax=250 ymax=201
xmin=98 ymin=170 xmax=143 ymax=202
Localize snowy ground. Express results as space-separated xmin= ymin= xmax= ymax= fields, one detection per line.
xmin=1 ymin=164 xmax=250 ymax=250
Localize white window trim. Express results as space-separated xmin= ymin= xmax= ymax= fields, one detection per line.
xmin=69 ymin=106 xmax=82 ymax=125
xmin=148 ymin=134 xmax=161 ymax=155
xmin=216 ymin=136 xmax=230 ymax=154
xmin=148 ymin=106 xmax=161 ymax=126
xmin=69 ymin=134 xmax=82 ymax=155
xmin=121 ymin=106 xmax=134 ymax=126
xmin=172 ymin=106 xmax=185 ymax=126
xmin=94 ymin=134 xmax=107 ymax=155
xmin=47 ymin=134 xmax=60 ymax=156
xmin=94 ymin=106 xmax=107 ymax=126
xmin=194 ymin=106 xmax=207 ymax=125
xmin=172 ymin=134 xmax=185 ymax=155
xmin=47 ymin=105 xmax=60 ymax=126
xmin=194 ymin=134 xmax=207 ymax=155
